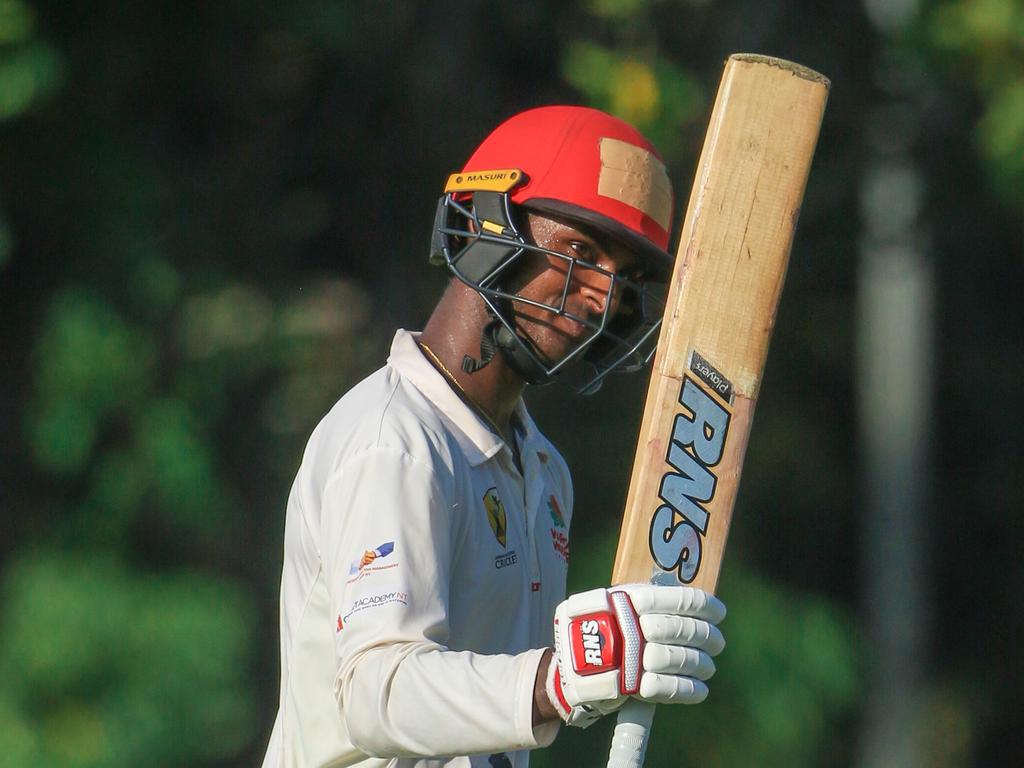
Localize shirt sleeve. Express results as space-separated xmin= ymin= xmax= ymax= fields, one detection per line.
xmin=320 ymin=447 xmax=558 ymax=758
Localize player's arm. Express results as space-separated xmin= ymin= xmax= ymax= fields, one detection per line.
xmin=532 ymin=584 xmax=726 ymax=727
xmin=323 ymin=447 xmax=558 ymax=757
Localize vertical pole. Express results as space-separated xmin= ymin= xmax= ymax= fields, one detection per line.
xmin=857 ymin=2 xmax=932 ymax=765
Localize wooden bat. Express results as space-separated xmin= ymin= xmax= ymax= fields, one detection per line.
xmin=605 ymin=54 xmax=830 ymax=768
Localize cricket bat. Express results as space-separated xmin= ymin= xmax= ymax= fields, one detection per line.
xmin=605 ymin=54 xmax=830 ymax=768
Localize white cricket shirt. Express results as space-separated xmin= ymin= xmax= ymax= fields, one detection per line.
xmin=262 ymin=330 xmax=571 ymax=768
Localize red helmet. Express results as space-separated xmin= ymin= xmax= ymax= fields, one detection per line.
xmin=458 ymin=105 xmax=674 ymax=271
xmin=430 ymin=106 xmax=673 ymax=393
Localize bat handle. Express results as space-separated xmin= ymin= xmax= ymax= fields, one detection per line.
xmin=606 ymin=699 xmax=655 ymax=768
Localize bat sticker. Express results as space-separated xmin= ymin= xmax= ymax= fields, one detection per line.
xmin=688 ymin=350 xmax=734 ymax=404
xmin=649 ymin=360 xmax=732 ymax=583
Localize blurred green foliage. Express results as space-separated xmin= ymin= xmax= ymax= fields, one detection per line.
xmin=0 ymin=0 xmax=61 ymax=122
xmin=563 ymin=42 xmax=705 ymax=159
xmin=928 ymin=0 xmax=1024 ymax=209
xmin=0 ymin=554 xmax=253 ymax=767
xmin=0 ymin=0 xmax=1021 ymax=766
xmin=27 ymin=289 xmax=156 ymax=474
xmin=0 ymin=0 xmax=60 ymax=272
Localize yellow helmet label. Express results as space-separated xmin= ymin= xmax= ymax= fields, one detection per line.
xmin=445 ymin=168 xmax=525 ymax=194
xmin=480 ymin=220 xmax=506 ymax=235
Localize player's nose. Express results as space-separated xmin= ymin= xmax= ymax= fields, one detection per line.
xmin=576 ymin=266 xmax=620 ymax=319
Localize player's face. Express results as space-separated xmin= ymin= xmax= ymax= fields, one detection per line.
xmin=510 ymin=211 xmax=645 ymax=364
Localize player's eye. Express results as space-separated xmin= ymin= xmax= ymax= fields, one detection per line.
xmin=618 ymin=264 xmax=646 ymax=283
xmin=569 ymin=240 xmax=595 ymax=262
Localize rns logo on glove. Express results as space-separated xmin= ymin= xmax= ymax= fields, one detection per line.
xmin=569 ymin=614 xmax=620 ymax=674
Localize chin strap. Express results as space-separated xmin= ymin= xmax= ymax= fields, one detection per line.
xmin=461 ymin=321 xmax=500 ymax=374
xmin=462 ymin=319 xmax=551 ymax=386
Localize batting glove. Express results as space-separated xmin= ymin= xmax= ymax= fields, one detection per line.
xmin=545 ymin=584 xmax=726 ymax=727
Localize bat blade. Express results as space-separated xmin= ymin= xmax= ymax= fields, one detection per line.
xmin=606 ymin=54 xmax=829 ymax=768
xmin=613 ymin=53 xmax=830 ymax=593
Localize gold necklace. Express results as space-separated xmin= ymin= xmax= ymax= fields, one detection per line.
xmin=417 ymin=340 xmax=508 ymax=439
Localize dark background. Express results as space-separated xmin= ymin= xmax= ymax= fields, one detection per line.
xmin=1 ymin=1 xmax=1021 ymax=766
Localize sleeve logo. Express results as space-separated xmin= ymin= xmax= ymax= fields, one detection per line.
xmin=337 ymin=590 xmax=409 ymax=630
xmin=347 ymin=541 xmax=397 ymax=583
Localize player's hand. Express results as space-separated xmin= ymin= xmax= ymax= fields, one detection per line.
xmin=545 ymin=584 xmax=726 ymax=727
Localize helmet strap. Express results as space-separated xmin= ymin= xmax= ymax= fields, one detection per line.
xmin=461 ymin=320 xmax=500 ymax=374
xmin=461 ymin=318 xmax=551 ymax=386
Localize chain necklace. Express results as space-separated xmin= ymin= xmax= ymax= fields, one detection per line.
xmin=417 ymin=340 xmax=509 ymax=440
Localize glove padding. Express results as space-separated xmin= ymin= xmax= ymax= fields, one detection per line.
xmin=545 ymin=584 xmax=726 ymax=727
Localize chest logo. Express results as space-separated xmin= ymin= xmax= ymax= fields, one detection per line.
xmin=483 ymin=487 xmax=507 ymax=548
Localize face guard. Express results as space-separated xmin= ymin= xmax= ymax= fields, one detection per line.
xmin=430 ymin=185 xmax=668 ymax=394
xmin=429 ymin=106 xmax=675 ymax=394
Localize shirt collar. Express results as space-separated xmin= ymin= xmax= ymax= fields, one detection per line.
xmin=388 ymin=329 xmax=517 ymax=466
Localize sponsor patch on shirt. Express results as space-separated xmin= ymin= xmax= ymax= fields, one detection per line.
xmin=347 ymin=541 xmax=397 ymax=583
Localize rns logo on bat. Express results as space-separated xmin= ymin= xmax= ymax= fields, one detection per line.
xmin=649 ymin=353 xmax=733 ymax=583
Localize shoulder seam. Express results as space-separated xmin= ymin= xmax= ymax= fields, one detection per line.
xmin=373 ymin=374 xmax=402 ymax=447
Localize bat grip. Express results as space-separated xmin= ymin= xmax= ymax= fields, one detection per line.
xmin=606 ymin=699 xmax=655 ymax=768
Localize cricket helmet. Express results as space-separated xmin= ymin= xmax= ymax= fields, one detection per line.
xmin=430 ymin=105 xmax=674 ymax=393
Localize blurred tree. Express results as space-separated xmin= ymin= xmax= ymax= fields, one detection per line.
xmin=0 ymin=2 xmax=384 ymax=765
xmin=916 ymin=1 xmax=1024 ymax=763
xmin=0 ymin=0 xmax=62 ymax=270
xmin=927 ymin=0 xmax=1024 ymax=210
xmin=0 ymin=554 xmax=254 ymax=768
xmin=0 ymin=0 xmax=61 ymax=121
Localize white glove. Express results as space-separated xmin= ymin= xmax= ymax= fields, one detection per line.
xmin=545 ymin=584 xmax=726 ymax=727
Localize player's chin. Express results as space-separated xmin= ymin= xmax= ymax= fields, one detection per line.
xmin=543 ymin=311 xmax=598 ymax=343
xmin=538 ymin=329 xmax=600 ymax=368
xmin=517 ymin=313 xmax=600 ymax=367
